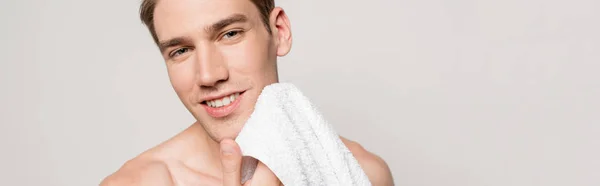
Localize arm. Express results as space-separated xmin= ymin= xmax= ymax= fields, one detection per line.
xmin=341 ymin=137 xmax=394 ymax=186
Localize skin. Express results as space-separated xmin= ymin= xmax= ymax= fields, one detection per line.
xmin=100 ymin=0 xmax=393 ymax=185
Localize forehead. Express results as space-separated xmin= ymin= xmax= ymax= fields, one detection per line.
xmin=153 ymin=0 xmax=259 ymax=41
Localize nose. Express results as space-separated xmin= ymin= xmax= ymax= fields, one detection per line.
xmin=194 ymin=44 xmax=229 ymax=87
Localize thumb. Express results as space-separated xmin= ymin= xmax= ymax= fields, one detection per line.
xmin=242 ymin=179 xmax=253 ymax=186
xmin=220 ymin=139 xmax=242 ymax=186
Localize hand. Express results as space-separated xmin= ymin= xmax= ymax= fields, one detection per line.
xmin=219 ymin=139 xmax=281 ymax=186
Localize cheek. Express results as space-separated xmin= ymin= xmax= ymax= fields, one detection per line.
xmin=222 ymin=33 xmax=273 ymax=74
xmin=167 ymin=62 xmax=197 ymax=98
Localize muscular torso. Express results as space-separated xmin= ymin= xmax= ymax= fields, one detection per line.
xmin=101 ymin=124 xmax=393 ymax=186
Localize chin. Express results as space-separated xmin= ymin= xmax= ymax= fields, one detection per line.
xmin=200 ymin=114 xmax=248 ymax=142
xmin=209 ymin=128 xmax=244 ymax=142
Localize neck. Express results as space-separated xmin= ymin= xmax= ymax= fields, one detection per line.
xmin=175 ymin=122 xmax=223 ymax=177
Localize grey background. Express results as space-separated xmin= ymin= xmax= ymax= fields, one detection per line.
xmin=1 ymin=0 xmax=599 ymax=185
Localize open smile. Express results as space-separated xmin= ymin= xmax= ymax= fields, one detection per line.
xmin=201 ymin=91 xmax=245 ymax=118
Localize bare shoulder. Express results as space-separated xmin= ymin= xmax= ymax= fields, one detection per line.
xmin=341 ymin=137 xmax=394 ymax=186
xmin=100 ymin=155 xmax=174 ymax=186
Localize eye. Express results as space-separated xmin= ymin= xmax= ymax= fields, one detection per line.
xmin=222 ymin=30 xmax=242 ymax=39
xmin=169 ymin=48 xmax=189 ymax=58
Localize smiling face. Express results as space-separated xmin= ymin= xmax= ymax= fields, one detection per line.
xmin=151 ymin=0 xmax=292 ymax=142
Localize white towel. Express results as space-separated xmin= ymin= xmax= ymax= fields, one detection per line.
xmin=235 ymin=83 xmax=371 ymax=186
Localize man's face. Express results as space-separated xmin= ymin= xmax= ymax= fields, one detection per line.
xmin=153 ymin=0 xmax=290 ymax=141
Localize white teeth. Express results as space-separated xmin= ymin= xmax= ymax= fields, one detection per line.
xmin=222 ymin=97 xmax=231 ymax=105
xmin=206 ymin=93 xmax=240 ymax=108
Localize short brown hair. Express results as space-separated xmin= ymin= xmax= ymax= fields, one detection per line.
xmin=139 ymin=0 xmax=275 ymax=45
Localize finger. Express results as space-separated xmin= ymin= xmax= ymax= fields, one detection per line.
xmin=242 ymin=179 xmax=252 ymax=186
xmin=220 ymin=139 xmax=242 ymax=186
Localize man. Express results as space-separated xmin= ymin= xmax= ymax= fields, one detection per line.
xmin=101 ymin=0 xmax=393 ymax=185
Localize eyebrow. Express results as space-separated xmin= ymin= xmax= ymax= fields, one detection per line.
xmin=158 ymin=14 xmax=249 ymax=53
xmin=206 ymin=14 xmax=249 ymax=34
xmin=158 ymin=37 xmax=191 ymax=53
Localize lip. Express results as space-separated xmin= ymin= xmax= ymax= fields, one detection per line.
xmin=201 ymin=91 xmax=245 ymax=118
xmin=200 ymin=90 xmax=244 ymax=103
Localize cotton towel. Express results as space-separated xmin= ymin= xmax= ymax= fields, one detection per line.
xmin=235 ymin=83 xmax=371 ymax=186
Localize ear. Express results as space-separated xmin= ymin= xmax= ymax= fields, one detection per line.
xmin=268 ymin=7 xmax=292 ymax=57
